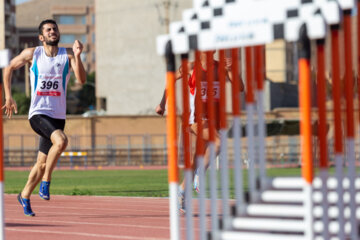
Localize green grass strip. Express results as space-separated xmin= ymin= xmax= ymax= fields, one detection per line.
xmin=4 ymin=168 xmax=301 ymax=198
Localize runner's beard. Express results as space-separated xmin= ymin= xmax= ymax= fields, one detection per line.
xmin=46 ymin=39 xmax=59 ymax=46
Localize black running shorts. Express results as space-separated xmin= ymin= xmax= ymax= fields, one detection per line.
xmin=29 ymin=114 xmax=65 ymax=155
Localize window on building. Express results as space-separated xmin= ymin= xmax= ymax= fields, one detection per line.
xmin=81 ymin=16 xmax=87 ymax=25
xmin=60 ymin=34 xmax=76 ymax=44
xmin=98 ymin=97 xmax=106 ymax=111
xmin=59 ymin=16 xmax=75 ymax=25
xmin=11 ymin=13 xmax=16 ymax=25
xmin=92 ymin=33 xmax=95 ymax=43
xmin=92 ymin=14 xmax=95 ymax=25
xmin=81 ymin=35 xmax=87 ymax=44
xmin=81 ymin=53 xmax=87 ymax=62
xmin=286 ymin=42 xmax=298 ymax=83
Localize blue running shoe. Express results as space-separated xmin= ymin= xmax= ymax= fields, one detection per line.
xmin=193 ymin=174 xmax=200 ymax=193
xmin=39 ymin=181 xmax=50 ymax=200
xmin=17 ymin=193 xmax=35 ymax=217
xmin=178 ymin=189 xmax=185 ymax=213
xmin=39 ymin=181 xmax=43 ymax=195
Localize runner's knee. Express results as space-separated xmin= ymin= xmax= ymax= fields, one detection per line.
xmin=39 ymin=162 xmax=46 ymax=171
xmin=53 ymin=136 xmax=68 ymax=152
xmin=36 ymin=157 xmax=46 ymax=171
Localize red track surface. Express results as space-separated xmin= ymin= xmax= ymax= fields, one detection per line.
xmin=5 ymin=194 xmax=210 ymax=240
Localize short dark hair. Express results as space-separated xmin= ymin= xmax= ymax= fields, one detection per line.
xmin=38 ymin=19 xmax=58 ymax=35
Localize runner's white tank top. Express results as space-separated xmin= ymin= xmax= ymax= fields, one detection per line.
xmin=28 ymin=47 xmax=70 ymax=119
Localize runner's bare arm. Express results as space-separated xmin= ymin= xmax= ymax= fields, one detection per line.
xmin=156 ymin=90 xmax=167 ymax=116
xmin=225 ymin=57 xmax=244 ymax=92
xmin=67 ymin=40 xmax=86 ymax=84
xmin=2 ymin=47 xmax=35 ymax=118
xmin=155 ymin=68 xmax=181 ymax=116
xmin=156 ymin=63 xmax=193 ymax=115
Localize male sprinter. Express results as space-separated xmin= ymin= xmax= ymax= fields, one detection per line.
xmin=156 ymin=51 xmax=244 ymax=212
xmin=3 ymin=19 xmax=86 ymax=216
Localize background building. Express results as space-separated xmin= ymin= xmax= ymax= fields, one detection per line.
xmin=94 ymin=0 xmax=302 ymax=115
xmin=0 ymin=0 xmax=17 ymax=78
xmin=95 ymin=0 xmax=192 ymax=115
xmin=0 ymin=0 xmax=17 ymax=50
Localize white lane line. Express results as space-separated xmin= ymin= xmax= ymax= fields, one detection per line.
xmin=6 ymin=228 xmax=168 ymax=240
xmin=5 ymin=204 xmax=169 ymax=214
xmin=6 ymin=207 xmax=216 ymax=226
xmin=4 ymin=198 xmax=168 ymax=205
xmin=5 ymin=195 xmax=170 ymax=201
xmin=6 ymin=208 xmax=211 ymax=225
xmin=6 ymin=216 xmax=210 ymax=232
xmin=6 ymin=217 xmax=171 ymax=230
xmin=5 ymin=209 xmax=170 ymax=221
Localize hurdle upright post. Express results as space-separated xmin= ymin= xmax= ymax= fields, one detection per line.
xmin=0 ymin=49 xmax=10 ymax=240
xmin=254 ymin=45 xmax=267 ymax=191
xmin=245 ymin=46 xmax=257 ymax=202
xmin=205 ymin=50 xmax=219 ymax=237
xmin=180 ymin=53 xmax=194 ymax=240
xmin=230 ymin=48 xmax=245 ymax=216
xmin=164 ymin=41 xmax=180 ymax=240
xmin=194 ymin=51 xmax=206 ymax=240
xmin=316 ymin=38 xmax=330 ymax=240
xmin=298 ymin=24 xmax=313 ymax=240
xmin=330 ymin=22 xmax=345 ymax=240
xmin=343 ymin=8 xmax=357 ymax=240
xmin=358 ymin=0 xmax=360 ymax=133
xmin=0 ymin=68 xmax=5 ymax=240
xmin=218 ymin=49 xmax=231 ymax=229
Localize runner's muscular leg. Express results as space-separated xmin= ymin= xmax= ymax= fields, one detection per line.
xmin=179 ymin=128 xmax=198 ymax=191
xmin=179 ymin=121 xmax=219 ymax=190
xmin=42 ymin=130 xmax=68 ymax=181
xmin=192 ymin=121 xmax=220 ymax=170
xmin=21 ymin=152 xmax=47 ymax=199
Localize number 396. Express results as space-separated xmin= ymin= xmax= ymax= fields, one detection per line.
xmin=40 ymin=81 xmax=59 ymax=90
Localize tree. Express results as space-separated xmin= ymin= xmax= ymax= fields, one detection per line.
xmin=66 ymin=72 xmax=96 ymax=114
xmin=12 ymin=88 xmax=30 ymax=115
xmin=78 ymin=72 xmax=96 ymax=111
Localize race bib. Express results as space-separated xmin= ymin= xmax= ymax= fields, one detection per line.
xmin=37 ymin=74 xmax=62 ymax=96
xmin=200 ymin=81 xmax=220 ymax=101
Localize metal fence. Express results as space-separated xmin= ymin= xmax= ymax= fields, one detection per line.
xmin=4 ymin=134 xmax=168 ymax=167
xmin=5 ymin=132 xmax=358 ymax=168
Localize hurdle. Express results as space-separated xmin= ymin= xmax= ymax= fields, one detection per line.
xmin=157 ymin=0 xmax=360 ymax=239
xmin=164 ymin=42 xmax=180 ymax=240
xmin=193 ymin=50 xmax=207 ymax=240
xmin=180 ymin=52 xmax=194 ymax=240
xmin=60 ymin=151 xmax=88 ymax=168
xmin=0 ymin=49 xmax=11 ymax=240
